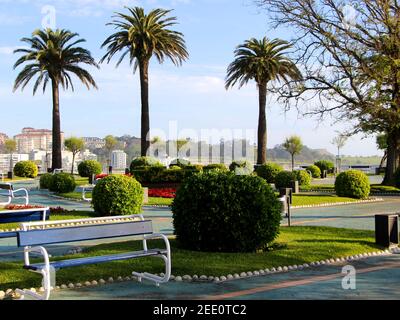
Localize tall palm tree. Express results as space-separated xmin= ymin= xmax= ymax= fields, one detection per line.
xmin=14 ymin=29 xmax=98 ymax=170
xmin=101 ymin=7 xmax=188 ymax=157
xmin=226 ymin=37 xmax=302 ymax=165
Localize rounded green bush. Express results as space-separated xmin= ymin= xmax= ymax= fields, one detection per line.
xmin=307 ymin=165 xmax=322 ymax=179
xmin=275 ymin=171 xmax=297 ymax=190
xmin=335 ymin=170 xmax=370 ymax=199
xmin=169 ymin=165 xmax=182 ymax=170
xmin=294 ymin=170 xmax=311 ymax=187
xmin=49 ymin=173 xmax=77 ymax=193
xmin=78 ymin=160 xmax=102 ymax=178
xmin=255 ymin=163 xmax=283 ymax=183
xmin=39 ymin=173 xmax=53 ymax=189
xmin=172 ymin=172 xmax=282 ymax=253
xmin=13 ymin=161 xmax=38 ymax=178
xmin=130 ymin=156 xmax=163 ymax=170
xmin=203 ymin=163 xmax=229 ymax=172
xmin=314 ymin=160 xmax=335 ymax=175
xmin=92 ymin=175 xmax=143 ymax=216
xmin=229 ymin=160 xmax=254 ymax=175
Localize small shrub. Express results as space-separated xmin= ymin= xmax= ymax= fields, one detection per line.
xmin=307 ymin=165 xmax=322 ymax=179
xmin=169 ymin=165 xmax=182 ymax=170
xmin=335 ymin=170 xmax=370 ymax=199
xmin=275 ymin=171 xmax=297 ymax=190
xmin=229 ymin=160 xmax=254 ymax=175
xmin=130 ymin=156 xmax=163 ymax=170
xmin=49 ymin=173 xmax=77 ymax=193
xmin=172 ymin=172 xmax=282 ymax=252
xmin=92 ymin=175 xmax=143 ymax=216
xmin=255 ymin=163 xmax=283 ymax=183
xmin=294 ymin=170 xmax=311 ymax=187
xmin=13 ymin=161 xmax=38 ymax=178
xmin=203 ymin=164 xmax=229 ymax=172
xmin=169 ymin=159 xmax=191 ymax=169
xmin=78 ymin=160 xmax=102 ymax=178
xmin=315 ymin=160 xmax=335 ymax=175
xmin=39 ymin=173 xmax=53 ymax=189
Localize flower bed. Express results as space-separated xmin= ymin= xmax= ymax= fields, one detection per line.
xmin=148 ymin=188 xmax=177 ymax=199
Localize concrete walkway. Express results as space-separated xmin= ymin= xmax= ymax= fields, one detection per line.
xmin=49 ymin=253 xmax=400 ymax=300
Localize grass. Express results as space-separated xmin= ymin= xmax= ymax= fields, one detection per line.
xmin=292 ymin=194 xmax=358 ymax=206
xmin=302 ymin=184 xmax=400 ymax=193
xmin=0 ymin=226 xmax=382 ymax=291
xmin=73 ymin=176 xmax=89 ymax=187
xmin=0 ymin=177 xmax=33 ymax=183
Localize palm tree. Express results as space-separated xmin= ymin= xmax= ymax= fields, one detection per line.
xmin=226 ymin=37 xmax=302 ymax=165
xmin=101 ymin=7 xmax=188 ymax=157
xmin=13 ymin=29 xmax=98 ymax=170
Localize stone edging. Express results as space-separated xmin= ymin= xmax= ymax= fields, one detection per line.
xmin=291 ymin=197 xmax=384 ymax=209
xmin=2 ymin=247 xmax=399 ymax=300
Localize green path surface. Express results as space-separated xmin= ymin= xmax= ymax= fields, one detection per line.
xmin=49 ymin=254 xmax=400 ymax=300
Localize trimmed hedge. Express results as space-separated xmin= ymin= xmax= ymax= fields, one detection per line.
xmin=229 ymin=160 xmax=254 ymax=175
xmin=13 ymin=161 xmax=38 ymax=178
xmin=78 ymin=160 xmax=102 ymax=178
xmin=39 ymin=173 xmax=53 ymax=189
xmin=92 ymin=175 xmax=143 ymax=216
xmin=130 ymin=157 xmax=163 ymax=170
xmin=315 ymin=160 xmax=335 ymax=175
xmin=294 ymin=170 xmax=311 ymax=187
xmin=203 ymin=164 xmax=229 ymax=172
xmin=275 ymin=171 xmax=297 ymax=189
xmin=49 ymin=173 xmax=77 ymax=193
xmin=335 ymin=170 xmax=370 ymax=199
xmin=307 ymin=165 xmax=322 ymax=179
xmin=172 ymin=172 xmax=282 ymax=252
xmin=255 ymin=163 xmax=283 ymax=183
xmin=131 ymin=167 xmax=201 ymax=185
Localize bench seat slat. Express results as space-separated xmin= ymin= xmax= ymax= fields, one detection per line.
xmin=0 ymin=231 xmax=18 ymax=239
xmin=18 ymin=221 xmax=153 ymax=247
xmin=0 ymin=210 xmax=49 ymax=224
xmin=24 ymin=249 xmax=167 ymax=271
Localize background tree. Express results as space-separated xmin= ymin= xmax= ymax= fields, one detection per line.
xmin=283 ymin=135 xmax=303 ymax=171
xmin=101 ymin=7 xmax=188 ymax=157
xmin=377 ymin=133 xmax=388 ymax=169
xmin=65 ymin=137 xmax=85 ymax=174
xmin=176 ymin=138 xmax=190 ymax=157
xmin=225 ymin=37 xmax=302 ymax=164
xmin=332 ymin=133 xmax=348 ymax=159
xmin=13 ymin=29 xmax=98 ymax=170
xmin=104 ymin=135 xmax=118 ymax=166
xmin=256 ymin=0 xmax=400 ymax=185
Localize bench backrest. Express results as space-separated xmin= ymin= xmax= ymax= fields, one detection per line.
xmin=17 ymin=220 xmax=153 ymax=247
xmin=0 ymin=183 xmax=13 ymax=191
xmin=0 ymin=208 xmax=50 ymax=224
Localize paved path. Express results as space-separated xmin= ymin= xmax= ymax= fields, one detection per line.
xmin=49 ymin=253 xmax=400 ymax=300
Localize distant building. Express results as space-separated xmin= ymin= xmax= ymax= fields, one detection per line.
xmin=0 ymin=154 xmax=29 ymax=173
xmin=111 ymin=150 xmax=127 ymax=170
xmin=0 ymin=133 xmax=8 ymax=147
xmin=83 ymin=137 xmax=106 ymax=149
xmin=14 ymin=128 xmax=64 ymax=154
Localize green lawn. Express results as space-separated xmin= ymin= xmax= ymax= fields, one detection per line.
xmin=0 ymin=226 xmax=382 ymax=291
xmin=292 ymin=194 xmax=358 ymax=206
xmin=0 ymin=177 xmax=33 ymax=183
xmin=302 ymin=184 xmax=400 ymax=193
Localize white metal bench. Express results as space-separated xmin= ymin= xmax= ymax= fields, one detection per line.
xmin=81 ymin=178 xmax=101 ymax=202
xmin=0 ymin=183 xmax=29 ymax=206
xmin=17 ymin=215 xmax=171 ymax=300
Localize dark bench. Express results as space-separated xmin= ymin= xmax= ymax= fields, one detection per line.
xmin=0 ymin=207 xmax=50 ymax=238
xmin=16 ymin=215 xmax=171 ymax=300
xmin=0 ymin=183 xmax=29 ymax=206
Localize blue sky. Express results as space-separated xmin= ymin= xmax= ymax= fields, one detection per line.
xmin=0 ymin=0 xmax=380 ymax=156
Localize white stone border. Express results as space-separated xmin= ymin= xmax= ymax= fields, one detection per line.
xmin=2 ymin=247 xmax=399 ymax=300
xmin=292 ymin=197 xmax=384 ymax=209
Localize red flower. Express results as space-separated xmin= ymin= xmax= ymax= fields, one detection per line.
xmin=148 ymin=188 xmax=177 ymax=199
xmin=5 ymin=205 xmax=45 ymax=211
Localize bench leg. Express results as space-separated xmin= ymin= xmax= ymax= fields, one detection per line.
xmin=17 ymin=268 xmax=52 ymax=300
xmin=133 ymin=254 xmax=171 ymax=286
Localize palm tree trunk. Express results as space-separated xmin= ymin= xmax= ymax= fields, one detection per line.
xmin=257 ymin=82 xmax=268 ymax=165
xmin=51 ymin=79 xmax=62 ymax=171
xmin=291 ymin=154 xmax=295 ymax=171
xmin=139 ymin=60 xmax=150 ymax=157
xmin=383 ymin=129 xmax=400 ymax=185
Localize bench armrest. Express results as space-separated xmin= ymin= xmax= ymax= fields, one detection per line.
xmin=144 ymin=234 xmax=171 ymax=252
xmin=24 ymin=246 xmax=50 ymax=269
